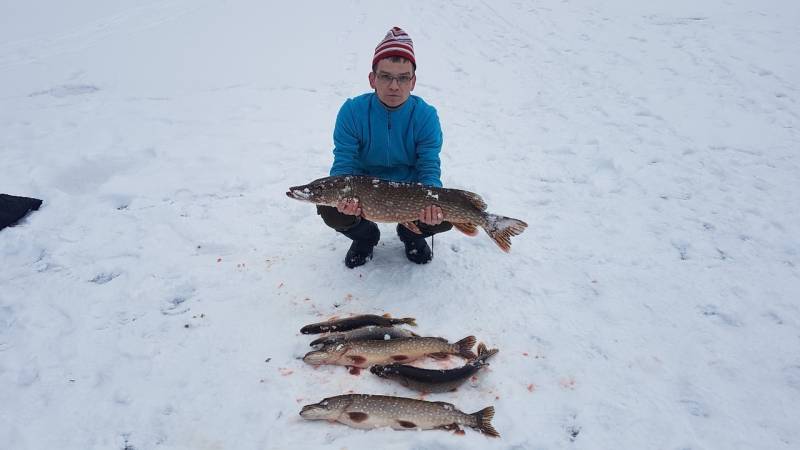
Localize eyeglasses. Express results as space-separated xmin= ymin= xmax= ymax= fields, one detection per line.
xmin=375 ymin=73 xmax=414 ymax=86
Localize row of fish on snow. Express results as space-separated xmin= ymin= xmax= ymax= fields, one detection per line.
xmin=297 ymin=314 xmax=501 ymax=438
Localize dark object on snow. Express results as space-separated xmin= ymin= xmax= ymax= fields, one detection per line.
xmin=0 ymin=194 xmax=43 ymax=230
xmin=370 ymin=342 xmax=499 ymax=393
xmin=341 ymin=218 xmax=381 ymax=268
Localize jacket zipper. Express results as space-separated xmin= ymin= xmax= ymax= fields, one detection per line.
xmin=387 ymin=110 xmax=392 ymax=166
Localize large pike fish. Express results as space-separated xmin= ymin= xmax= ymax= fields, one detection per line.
xmin=303 ymin=336 xmax=476 ymax=368
xmin=300 ymin=394 xmax=499 ymax=437
xmin=286 ymin=175 xmax=528 ymax=252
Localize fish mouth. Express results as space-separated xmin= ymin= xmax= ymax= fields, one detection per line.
xmin=286 ymin=188 xmax=312 ymax=201
xmin=299 ymin=404 xmax=327 ymax=419
xmin=302 ymin=350 xmax=330 ymax=365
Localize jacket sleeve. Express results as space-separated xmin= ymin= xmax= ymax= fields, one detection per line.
xmin=415 ymin=106 xmax=444 ymax=187
xmin=330 ymin=99 xmax=362 ymax=176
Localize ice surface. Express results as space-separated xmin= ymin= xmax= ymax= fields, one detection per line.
xmin=1 ymin=1 xmax=799 ymax=449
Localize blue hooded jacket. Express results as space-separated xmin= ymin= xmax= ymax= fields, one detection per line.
xmin=329 ymin=93 xmax=443 ymax=187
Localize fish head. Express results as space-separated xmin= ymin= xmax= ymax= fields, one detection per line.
xmin=286 ymin=176 xmax=351 ymax=206
xmin=369 ymin=364 xmax=401 ymax=378
xmin=302 ymin=343 xmax=348 ymax=365
xmin=299 ymin=397 xmax=343 ymax=420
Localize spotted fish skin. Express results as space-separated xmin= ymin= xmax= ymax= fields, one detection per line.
xmin=299 ymin=394 xmax=499 ymax=437
xmin=286 ymin=175 xmax=528 ymax=252
xmin=302 ymin=336 xmax=476 ymax=368
xmin=309 ymin=325 xmax=419 ymax=347
xmin=300 ymin=314 xmax=416 ymax=334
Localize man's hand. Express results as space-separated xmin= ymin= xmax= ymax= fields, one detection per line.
xmin=336 ymin=198 xmax=362 ymax=216
xmin=419 ymin=205 xmax=444 ymax=225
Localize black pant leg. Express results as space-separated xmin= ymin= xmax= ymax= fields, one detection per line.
xmin=316 ymin=205 xmax=359 ymax=231
xmin=416 ymin=220 xmax=453 ymax=237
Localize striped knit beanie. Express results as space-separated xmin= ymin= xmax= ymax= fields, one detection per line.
xmin=373 ymin=27 xmax=416 ymax=68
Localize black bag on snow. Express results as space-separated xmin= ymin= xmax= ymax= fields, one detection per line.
xmin=0 ymin=194 xmax=43 ymax=230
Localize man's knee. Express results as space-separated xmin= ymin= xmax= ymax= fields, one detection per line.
xmin=317 ymin=205 xmax=359 ymax=231
xmin=418 ymin=221 xmax=453 ymax=236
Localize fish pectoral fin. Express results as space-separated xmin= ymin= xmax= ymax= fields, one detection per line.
xmin=400 ymin=222 xmax=423 ymax=234
xmin=453 ymin=222 xmax=480 ymax=237
xmin=347 ymin=355 xmax=367 ymax=365
xmin=347 ymin=412 xmax=369 ymax=423
xmin=390 ymin=355 xmax=410 ymax=361
xmin=397 ymin=420 xmax=417 ymax=429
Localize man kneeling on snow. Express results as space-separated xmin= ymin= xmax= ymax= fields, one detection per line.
xmin=316 ymin=27 xmax=452 ymax=268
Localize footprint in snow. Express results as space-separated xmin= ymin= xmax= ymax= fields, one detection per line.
xmin=161 ymin=296 xmax=190 ymax=316
xmin=29 ymin=84 xmax=100 ymax=98
xmin=89 ymin=272 xmax=120 ymax=284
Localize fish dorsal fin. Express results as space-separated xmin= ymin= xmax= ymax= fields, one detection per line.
xmin=433 ymin=401 xmax=456 ymax=410
xmin=458 ymin=190 xmax=487 ymax=211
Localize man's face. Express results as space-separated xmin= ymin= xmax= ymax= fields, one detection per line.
xmin=369 ymin=58 xmax=416 ymax=108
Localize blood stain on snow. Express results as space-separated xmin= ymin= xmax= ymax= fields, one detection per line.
xmin=528 ymin=383 xmax=537 ymax=392
xmin=279 ymin=368 xmax=293 ymax=376
xmin=559 ymin=377 xmax=577 ymax=390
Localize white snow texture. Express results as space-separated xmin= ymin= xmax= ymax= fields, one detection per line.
xmin=1 ymin=1 xmax=799 ymax=449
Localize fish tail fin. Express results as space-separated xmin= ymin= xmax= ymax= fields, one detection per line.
xmin=474 ymin=342 xmax=500 ymax=364
xmin=400 ymin=317 xmax=417 ymax=327
xmin=482 ymin=213 xmax=528 ymax=253
xmin=471 ymin=406 xmax=500 ymax=437
xmin=455 ymin=336 xmax=477 ymax=359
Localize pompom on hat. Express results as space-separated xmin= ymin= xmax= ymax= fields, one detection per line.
xmin=372 ymin=26 xmax=416 ymax=68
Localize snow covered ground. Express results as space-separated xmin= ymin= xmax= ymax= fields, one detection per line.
xmin=2 ymin=1 xmax=799 ymax=448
